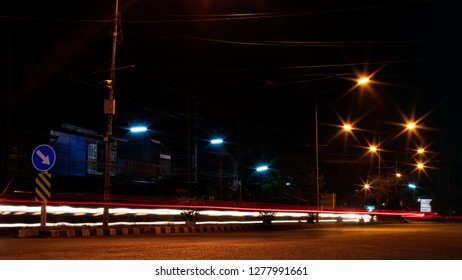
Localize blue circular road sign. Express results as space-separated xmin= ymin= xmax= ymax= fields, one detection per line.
xmin=31 ymin=144 xmax=56 ymax=172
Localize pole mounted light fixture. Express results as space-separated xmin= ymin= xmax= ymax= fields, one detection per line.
xmin=210 ymin=138 xmax=224 ymax=145
xmin=357 ymin=77 xmax=370 ymax=85
xmin=256 ymin=165 xmax=268 ymax=172
xmin=130 ymin=126 xmax=147 ymax=133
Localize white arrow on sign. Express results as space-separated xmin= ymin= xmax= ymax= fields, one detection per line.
xmin=36 ymin=150 xmax=51 ymax=165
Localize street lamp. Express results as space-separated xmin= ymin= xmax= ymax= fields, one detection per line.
xmin=130 ymin=126 xmax=147 ymax=133
xmin=210 ymin=137 xmax=225 ymax=199
xmin=256 ymin=165 xmax=268 ymax=172
xmin=210 ymin=138 xmax=224 ymax=145
xmin=369 ymin=144 xmax=381 ymax=178
xmin=313 ymin=75 xmax=372 ymax=222
xmin=408 ymin=183 xmax=417 ymax=200
xmin=416 ymin=162 xmax=425 ymax=170
xmin=357 ymin=77 xmax=370 ymax=85
xmin=363 ymin=183 xmax=371 ymax=205
xmin=406 ymin=122 xmax=416 ymax=130
xmin=343 ymin=124 xmax=353 ymax=132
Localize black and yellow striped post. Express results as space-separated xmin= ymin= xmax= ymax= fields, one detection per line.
xmin=35 ymin=172 xmax=51 ymax=228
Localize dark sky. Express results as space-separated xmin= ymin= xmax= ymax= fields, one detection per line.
xmin=2 ymin=0 xmax=461 ymax=199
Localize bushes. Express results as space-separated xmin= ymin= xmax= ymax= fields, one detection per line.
xmin=259 ymin=211 xmax=276 ymax=229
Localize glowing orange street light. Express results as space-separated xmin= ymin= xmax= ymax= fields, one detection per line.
xmin=417 ymin=162 xmax=425 ymax=170
xmin=363 ymin=183 xmax=371 ymax=205
xmin=406 ymin=122 xmax=416 ymax=130
xmin=357 ymin=77 xmax=370 ymax=85
xmin=368 ymin=144 xmax=381 ymax=178
xmin=343 ymin=124 xmax=353 ymax=131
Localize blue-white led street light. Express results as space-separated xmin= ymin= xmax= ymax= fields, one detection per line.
xmin=210 ymin=138 xmax=224 ymax=145
xmin=130 ymin=126 xmax=147 ymax=133
xmin=256 ymin=165 xmax=268 ymax=172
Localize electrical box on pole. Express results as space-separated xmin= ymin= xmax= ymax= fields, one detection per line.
xmin=104 ymin=99 xmax=116 ymax=115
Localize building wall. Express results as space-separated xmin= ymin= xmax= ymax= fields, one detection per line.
xmin=50 ymin=130 xmax=87 ymax=176
xmin=50 ymin=125 xmax=170 ymax=179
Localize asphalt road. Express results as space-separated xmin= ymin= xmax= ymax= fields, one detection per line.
xmin=0 ymin=221 xmax=461 ymax=260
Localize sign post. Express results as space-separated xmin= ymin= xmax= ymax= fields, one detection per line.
xmin=31 ymin=144 xmax=56 ymax=228
xmin=35 ymin=172 xmax=52 ymax=227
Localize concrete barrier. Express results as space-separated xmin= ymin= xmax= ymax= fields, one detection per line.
xmin=18 ymin=229 xmax=39 ymax=238
xmin=129 ymin=228 xmax=140 ymax=235
xmin=76 ymin=228 xmax=91 ymax=237
xmin=59 ymin=229 xmax=75 ymax=238
xmin=104 ymin=228 xmax=117 ymax=236
xmin=116 ymin=228 xmax=129 ymax=235
xmin=16 ymin=223 xmax=309 ymax=238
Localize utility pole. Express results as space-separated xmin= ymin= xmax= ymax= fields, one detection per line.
xmin=315 ymin=98 xmax=320 ymax=223
xmin=103 ymin=0 xmax=119 ymax=229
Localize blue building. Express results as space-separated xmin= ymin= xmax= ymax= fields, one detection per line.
xmin=50 ymin=123 xmax=171 ymax=179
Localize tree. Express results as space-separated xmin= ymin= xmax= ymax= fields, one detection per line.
xmin=368 ymin=171 xmax=406 ymax=210
xmin=258 ymin=165 xmax=326 ymax=206
xmin=432 ymin=191 xmax=462 ymax=217
xmin=260 ymin=172 xmax=294 ymax=204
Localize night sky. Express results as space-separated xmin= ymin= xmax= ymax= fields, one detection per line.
xmin=2 ymin=0 xmax=461 ymax=201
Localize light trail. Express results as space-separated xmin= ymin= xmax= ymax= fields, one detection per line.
xmin=0 ymin=201 xmax=441 ymax=229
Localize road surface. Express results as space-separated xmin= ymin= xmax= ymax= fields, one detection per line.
xmin=0 ymin=221 xmax=461 ymax=260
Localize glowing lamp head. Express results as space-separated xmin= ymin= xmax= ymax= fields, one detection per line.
xmin=357 ymin=77 xmax=370 ymax=85
xmin=130 ymin=126 xmax=148 ymax=133
xmin=210 ymin=139 xmax=224 ymax=145
xmin=406 ymin=122 xmax=416 ymax=130
xmin=343 ymin=124 xmax=352 ymax=131
xmin=256 ymin=165 xmax=268 ymax=172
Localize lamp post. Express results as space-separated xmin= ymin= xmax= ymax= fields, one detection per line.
xmin=369 ymin=143 xmax=381 ymax=179
xmin=211 ymin=138 xmax=224 ymax=199
xmin=363 ymin=183 xmax=371 ymax=205
xmin=408 ymin=183 xmax=417 ymax=202
xmin=313 ymin=76 xmax=371 ymax=222
xmin=315 ymin=98 xmax=320 ymax=222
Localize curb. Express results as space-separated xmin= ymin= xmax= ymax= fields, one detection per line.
xmin=17 ymin=223 xmax=296 ymax=238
